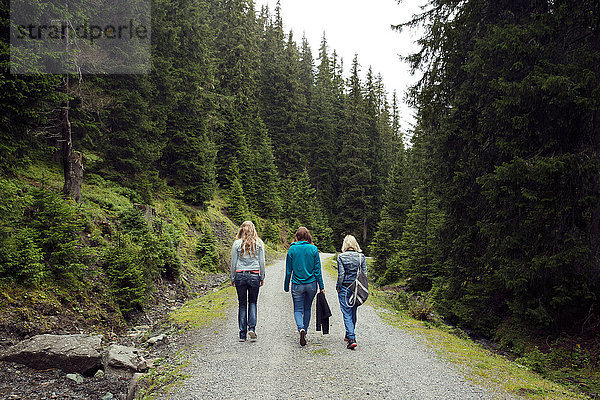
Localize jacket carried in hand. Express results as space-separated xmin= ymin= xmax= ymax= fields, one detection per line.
xmin=315 ymin=291 xmax=332 ymax=334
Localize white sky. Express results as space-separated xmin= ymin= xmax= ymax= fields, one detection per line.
xmin=254 ymin=0 xmax=427 ymax=134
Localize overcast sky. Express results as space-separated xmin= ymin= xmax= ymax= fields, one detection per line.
xmin=254 ymin=0 xmax=427 ymax=134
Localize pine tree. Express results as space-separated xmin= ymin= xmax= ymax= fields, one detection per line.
xmin=308 ymin=35 xmax=337 ymax=214
xmin=210 ymin=0 xmax=256 ymax=188
xmin=392 ymin=182 xmax=445 ymax=291
xmin=370 ymin=148 xmax=411 ymax=280
xmin=247 ymin=123 xmax=282 ymax=218
xmin=153 ymin=0 xmax=217 ymax=205
xmin=286 ymin=169 xmax=333 ymax=250
xmin=336 ymin=55 xmax=372 ymax=244
xmin=196 ymin=226 xmax=220 ymax=272
xmin=402 ymin=0 xmax=600 ymax=335
xmin=228 ymin=175 xmax=249 ymax=225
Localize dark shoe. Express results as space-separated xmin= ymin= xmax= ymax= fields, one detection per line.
xmin=248 ymin=330 xmax=257 ymax=340
xmin=299 ymin=329 xmax=306 ymax=346
xmin=347 ymin=339 xmax=357 ymax=349
xmin=344 ymin=334 xmax=349 ymax=342
xmin=239 ymin=337 xmax=246 ymax=342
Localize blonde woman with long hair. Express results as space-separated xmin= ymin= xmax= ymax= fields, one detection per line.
xmin=336 ymin=234 xmax=367 ymax=349
xmin=231 ymin=221 xmax=265 ymax=342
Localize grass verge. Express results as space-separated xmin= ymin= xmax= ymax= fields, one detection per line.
xmin=170 ymin=285 xmax=236 ymax=330
xmin=137 ymin=352 xmax=190 ymax=400
xmin=321 ymin=255 xmax=588 ymax=400
xmin=370 ymin=290 xmax=589 ymax=400
xmin=136 ymin=284 xmax=237 ymax=399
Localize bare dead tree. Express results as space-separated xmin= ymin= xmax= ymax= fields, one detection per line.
xmin=56 ymin=7 xmax=83 ymax=203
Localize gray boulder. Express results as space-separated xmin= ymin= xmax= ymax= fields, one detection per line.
xmin=103 ymin=344 xmax=145 ymax=378
xmin=0 ymin=334 xmax=103 ymax=373
xmin=147 ymin=334 xmax=168 ymax=346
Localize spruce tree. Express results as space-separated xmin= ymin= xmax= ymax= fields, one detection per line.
xmin=228 ymin=175 xmax=250 ymax=225
xmin=392 ymin=182 xmax=445 ymax=291
xmin=336 ymin=55 xmax=372 ymax=245
xmin=196 ymin=226 xmax=220 ymax=272
xmin=370 ymin=148 xmax=411 ymax=280
xmin=402 ymin=0 xmax=600 ymax=335
xmin=308 ymin=35 xmax=337 ymax=215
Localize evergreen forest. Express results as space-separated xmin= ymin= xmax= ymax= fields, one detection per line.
xmin=1 ymin=0 xmax=599 ymax=396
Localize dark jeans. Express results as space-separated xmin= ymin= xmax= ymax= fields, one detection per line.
xmin=234 ymin=272 xmax=261 ymax=339
xmin=291 ymin=281 xmax=318 ymax=332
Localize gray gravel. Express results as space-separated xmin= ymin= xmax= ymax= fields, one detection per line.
xmin=164 ymin=254 xmax=515 ymax=400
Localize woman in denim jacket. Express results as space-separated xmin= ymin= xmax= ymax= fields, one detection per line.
xmin=336 ymin=235 xmax=367 ymax=349
xmin=284 ymin=227 xmax=324 ymax=346
xmin=231 ymin=221 xmax=265 ymax=342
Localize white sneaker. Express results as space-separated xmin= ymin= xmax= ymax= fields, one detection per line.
xmin=248 ymin=331 xmax=257 ymax=340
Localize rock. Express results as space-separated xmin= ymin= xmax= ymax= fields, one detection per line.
xmin=101 ymin=393 xmax=114 ymax=400
xmin=136 ymin=357 xmax=150 ymax=372
xmin=103 ymin=345 xmax=144 ymax=378
xmin=147 ymin=334 xmax=168 ymax=346
xmin=66 ymin=373 xmax=84 ymax=384
xmin=142 ymin=358 xmax=157 ymax=369
xmin=127 ymin=325 xmax=150 ymax=340
xmin=126 ymin=373 xmax=147 ymax=400
xmin=94 ymin=369 xmax=106 ymax=379
xmin=0 ymin=334 xmax=103 ymax=373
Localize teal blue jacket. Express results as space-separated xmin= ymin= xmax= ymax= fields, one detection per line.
xmin=284 ymin=241 xmax=324 ymax=291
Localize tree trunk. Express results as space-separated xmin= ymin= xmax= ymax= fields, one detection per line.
xmin=591 ymin=18 xmax=600 ymax=262
xmin=61 ymin=75 xmax=83 ymax=203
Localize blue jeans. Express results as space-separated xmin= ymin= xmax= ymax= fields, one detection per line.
xmin=291 ymin=281 xmax=317 ymax=332
xmin=338 ymin=286 xmax=358 ymax=340
xmin=234 ymin=272 xmax=261 ymax=339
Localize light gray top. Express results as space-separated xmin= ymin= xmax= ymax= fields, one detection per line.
xmin=230 ymin=238 xmax=265 ymax=281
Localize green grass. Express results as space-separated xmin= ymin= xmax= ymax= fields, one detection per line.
xmin=369 ymin=290 xmax=589 ymax=400
xmin=321 ymin=256 xmax=588 ymax=399
xmin=138 ymin=284 xmax=237 ymax=399
xmin=169 ymin=284 xmax=237 ymax=330
xmin=137 ymin=352 xmax=191 ymax=400
xmin=311 ymin=347 xmax=333 ymax=356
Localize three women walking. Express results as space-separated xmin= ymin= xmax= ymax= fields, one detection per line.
xmin=230 ymin=221 xmax=265 ymax=342
xmin=231 ymin=223 xmax=366 ymax=350
xmin=284 ymin=227 xmax=324 ymax=346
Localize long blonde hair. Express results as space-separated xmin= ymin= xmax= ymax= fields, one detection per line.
xmin=236 ymin=221 xmax=262 ymax=257
xmin=341 ymin=235 xmax=362 ymax=253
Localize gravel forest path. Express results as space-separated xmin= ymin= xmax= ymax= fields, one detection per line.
xmin=164 ymin=254 xmax=514 ymax=400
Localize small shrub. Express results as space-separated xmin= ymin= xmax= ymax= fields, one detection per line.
xmin=196 ymin=227 xmax=219 ymax=272
xmin=407 ymin=293 xmax=435 ymax=321
xmin=515 ymin=347 xmax=550 ymax=374
xmin=118 ymin=207 xmax=149 ymax=234
xmin=0 ymin=228 xmax=47 ymax=285
xmin=0 ymin=184 xmax=87 ymax=285
xmin=393 ymin=290 xmax=435 ymax=321
xmin=102 ymin=236 xmax=147 ymax=314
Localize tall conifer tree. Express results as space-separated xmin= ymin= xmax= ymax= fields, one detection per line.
xmin=336 ymin=55 xmax=372 ymax=244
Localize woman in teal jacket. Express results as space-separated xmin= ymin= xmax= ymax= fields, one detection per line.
xmin=284 ymin=226 xmax=324 ymax=346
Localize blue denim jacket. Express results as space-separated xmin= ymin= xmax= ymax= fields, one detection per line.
xmin=336 ymin=251 xmax=367 ymax=291
xmin=230 ymin=238 xmax=265 ymax=282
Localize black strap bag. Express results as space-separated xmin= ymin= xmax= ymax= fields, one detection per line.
xmin=348 ymin=266 xmax=368 ymax=307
